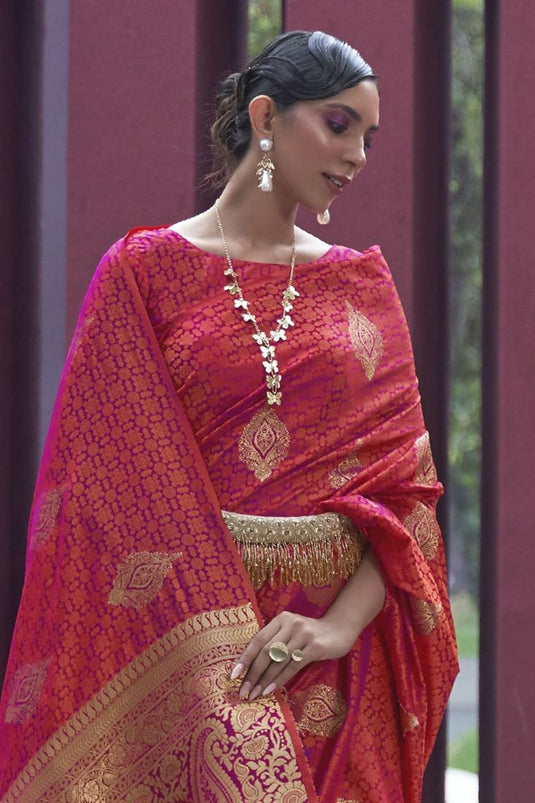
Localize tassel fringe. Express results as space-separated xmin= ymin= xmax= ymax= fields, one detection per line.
xmin=222 ymin=511 xmax=366 ymax=590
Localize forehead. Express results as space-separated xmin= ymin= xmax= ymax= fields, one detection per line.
xmin=300 ymin=80 xmax=380 ymax=123
xmin=323 ymin=81 xmax=379 ymax=116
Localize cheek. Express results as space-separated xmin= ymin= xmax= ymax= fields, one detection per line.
xmin=299 ymin=118 xmax=329 ymax=149
xmin=284 ymin=125 xmax=329 ymax=168
xmin=280 ymin=111 xmax=327 ymax=150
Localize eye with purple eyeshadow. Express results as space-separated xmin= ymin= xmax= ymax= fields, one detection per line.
xmin=325 ymin=114 xmax=350 ymax=134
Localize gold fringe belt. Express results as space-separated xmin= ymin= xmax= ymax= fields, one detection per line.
xmin=221 ymin=510 xmax=367 ymax=590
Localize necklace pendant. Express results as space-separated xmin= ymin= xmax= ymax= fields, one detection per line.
xmin=253 ymin=332 xmax=269 ymax=346
xmin=262 ymin=358 xmax=279 ymax=374
xmin=215 ymin=199 xmax=298 ymax=410
xmin=260 ymin=344 xmax=275 ymax=359
xmin=267 ymin=390 xmax=282 ymax=406
xmin=266 ymin=374 xmax=281 ymax=391
xmin=286 ymin=285 xmax=299 ymax=300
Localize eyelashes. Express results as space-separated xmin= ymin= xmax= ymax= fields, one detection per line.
xmin=326 ymin=117 xmax=349 ymax=135
xmin=326 ymin=117 xmax=373 ymax=151
xmin=325 ymin=115 xmax=376 ymax=152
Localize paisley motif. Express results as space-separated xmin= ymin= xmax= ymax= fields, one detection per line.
xmin=238 ymin=406 xmax=290 ymax=481
xmin=404 ymin=502 xmax=440 ymax=561
xmin=291 ymin=683 xmax=347 ymax=737
xmin=108 ymin=551 xmax=182 ymax=609
xmin=414 ymin=432 xmax=438 ymax=485
xmin=346 ymin=300 xmax=384 ymax=380
xmin=70 ymin=316 xmax=95 ymax=359
xmin=410 ymin=598 xmax=443 ymax=635
xmin=5 ymin=660 xmax=50 ymax=724
xmin=329 ymin=440 xmax=363 ymax=488
xmin=30 ymin=487 xmax=65 ymax=551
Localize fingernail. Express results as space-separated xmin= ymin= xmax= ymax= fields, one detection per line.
xmin=262 ymin=683 xmax=276 ymax=697
xmin=230 ymin=663 xmax=244 ymax=681
xmin=239 ymin=682 xmax=251 ymax=700
xmin=249 ymin=685 xmax=262 ymax=701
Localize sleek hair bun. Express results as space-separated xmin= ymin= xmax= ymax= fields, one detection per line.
xmin=207 ymin=30 xmax=376 ymax=189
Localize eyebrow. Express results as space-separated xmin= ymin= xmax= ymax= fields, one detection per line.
xmin=324 ymin=102 xmax=380 ymax=131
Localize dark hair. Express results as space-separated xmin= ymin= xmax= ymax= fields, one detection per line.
xmin=207 ymin=30 xmax=377 ymax=189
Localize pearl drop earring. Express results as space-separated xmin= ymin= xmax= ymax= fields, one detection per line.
xmin=257 ymin=139 xmax=274 ymax=192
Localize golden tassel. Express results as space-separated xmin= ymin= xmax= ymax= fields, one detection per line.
xmin=221 ymin=511 xmax=366 ymax=590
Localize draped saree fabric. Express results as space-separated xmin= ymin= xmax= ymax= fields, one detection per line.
xmin=0 ymin=228 xmax=458 ymax=802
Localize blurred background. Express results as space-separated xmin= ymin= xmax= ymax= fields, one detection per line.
xmin=1 ymin=2 xmax=533 ymax=801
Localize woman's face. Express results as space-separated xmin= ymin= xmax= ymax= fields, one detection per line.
xmin=270 ymin=79 xmax=380 ymax=213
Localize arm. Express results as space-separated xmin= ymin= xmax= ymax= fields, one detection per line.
xmin=231 ymin=546 xmax=385 ymax=700
xmin=322 ymin=546 xmax=385 ymax=633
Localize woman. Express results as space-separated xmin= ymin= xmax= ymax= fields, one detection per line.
xmin=0 ymin=31 xmax=458 ymax=802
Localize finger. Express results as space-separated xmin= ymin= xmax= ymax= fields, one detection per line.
xmin=258 ymin=647 xmax=311 ymax=698
xmin=249 ymin=641 xmax=310 ymax=700
xmin=232 ymin=621 xmax=285 ymax=698
xmin=231 ymin=618 xmax=282 ymax=681
xmin=236 ymin=609 xmax=298 ymax=674
xmin=239 ymin=629 xmax=292 ymax=699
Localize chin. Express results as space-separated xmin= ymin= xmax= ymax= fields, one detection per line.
xmin=300 ymin=199 xmax=329 ymax=216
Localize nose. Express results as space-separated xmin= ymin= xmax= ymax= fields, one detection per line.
xmin=345 ymin=138 xmax=367 ymax=173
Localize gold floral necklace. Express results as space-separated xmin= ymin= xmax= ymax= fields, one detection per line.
xmin=214 ymin=200 xmax=298 ymax=407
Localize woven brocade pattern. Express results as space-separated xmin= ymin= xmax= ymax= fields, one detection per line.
xmin=0 ymin=228 xmax=458 ymax=803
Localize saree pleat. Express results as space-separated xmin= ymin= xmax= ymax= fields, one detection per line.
xmin=0 ymin=227 xmax=458 ymax=802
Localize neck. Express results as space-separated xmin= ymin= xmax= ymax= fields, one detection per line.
xmin=214 ymin=156 xmax=298 ymax=251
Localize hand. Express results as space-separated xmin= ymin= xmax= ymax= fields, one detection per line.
xmin=230 ymin=610 xmax=360 ymax=701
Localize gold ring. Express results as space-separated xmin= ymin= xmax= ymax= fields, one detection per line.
xmin=291 ymin=649 xmax=305 ymax=663
xmin=268 ymin=641 xmax=289 ymax=662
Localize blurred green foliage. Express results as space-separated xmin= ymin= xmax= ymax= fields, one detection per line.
xmin=247 ymin=0 xmax=483 ymax=603
xmin=451 ymin=592 xmax=479 ymax=657
xmin=449 ymin=2 xmax=483 ymax=601
xmin=248 ymin=0 xmax=282 ymax=59
xmin=448 ymin=727 xmax=479 ymax=774
xmin=454 ymin=0 xmax=482 ymax=8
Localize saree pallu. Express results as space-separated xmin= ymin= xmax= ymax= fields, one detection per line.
xmin=0 ymin=228 xmax=459 ymax=802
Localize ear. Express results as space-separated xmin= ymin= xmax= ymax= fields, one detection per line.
xmin=248 ymin=95 xmax=278 ymax=142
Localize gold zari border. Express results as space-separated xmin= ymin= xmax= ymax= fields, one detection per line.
xmin=4 ymin=605 xmax=309 ymax=802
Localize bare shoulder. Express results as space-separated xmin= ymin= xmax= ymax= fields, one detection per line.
xmin=168 ymin=211 xmax=222 ymax=252
xmin=294 ymin=227 xmax=332 ymax=261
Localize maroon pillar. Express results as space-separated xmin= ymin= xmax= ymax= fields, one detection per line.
xmin=480 ymin=3 xmax=535 ymax=801
xmin=284 ymin=3 xmax=451 ymax=799
xmin=66 ymin=0 xmax=198 ymax=336
xmin=0 ymin=1 xmax=42 ymax=679
xmin=195 ymin=0 xmax=248 ymax=212
xmin=66 ymin=0 xmax=248 ymax=337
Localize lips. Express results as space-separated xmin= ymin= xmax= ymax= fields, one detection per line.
xmin=323 ymin=173 xmax=351 ymax=195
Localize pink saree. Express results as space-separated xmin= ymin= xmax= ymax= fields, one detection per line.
xmin=0 ymin=227 xmax=458 ymax=802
